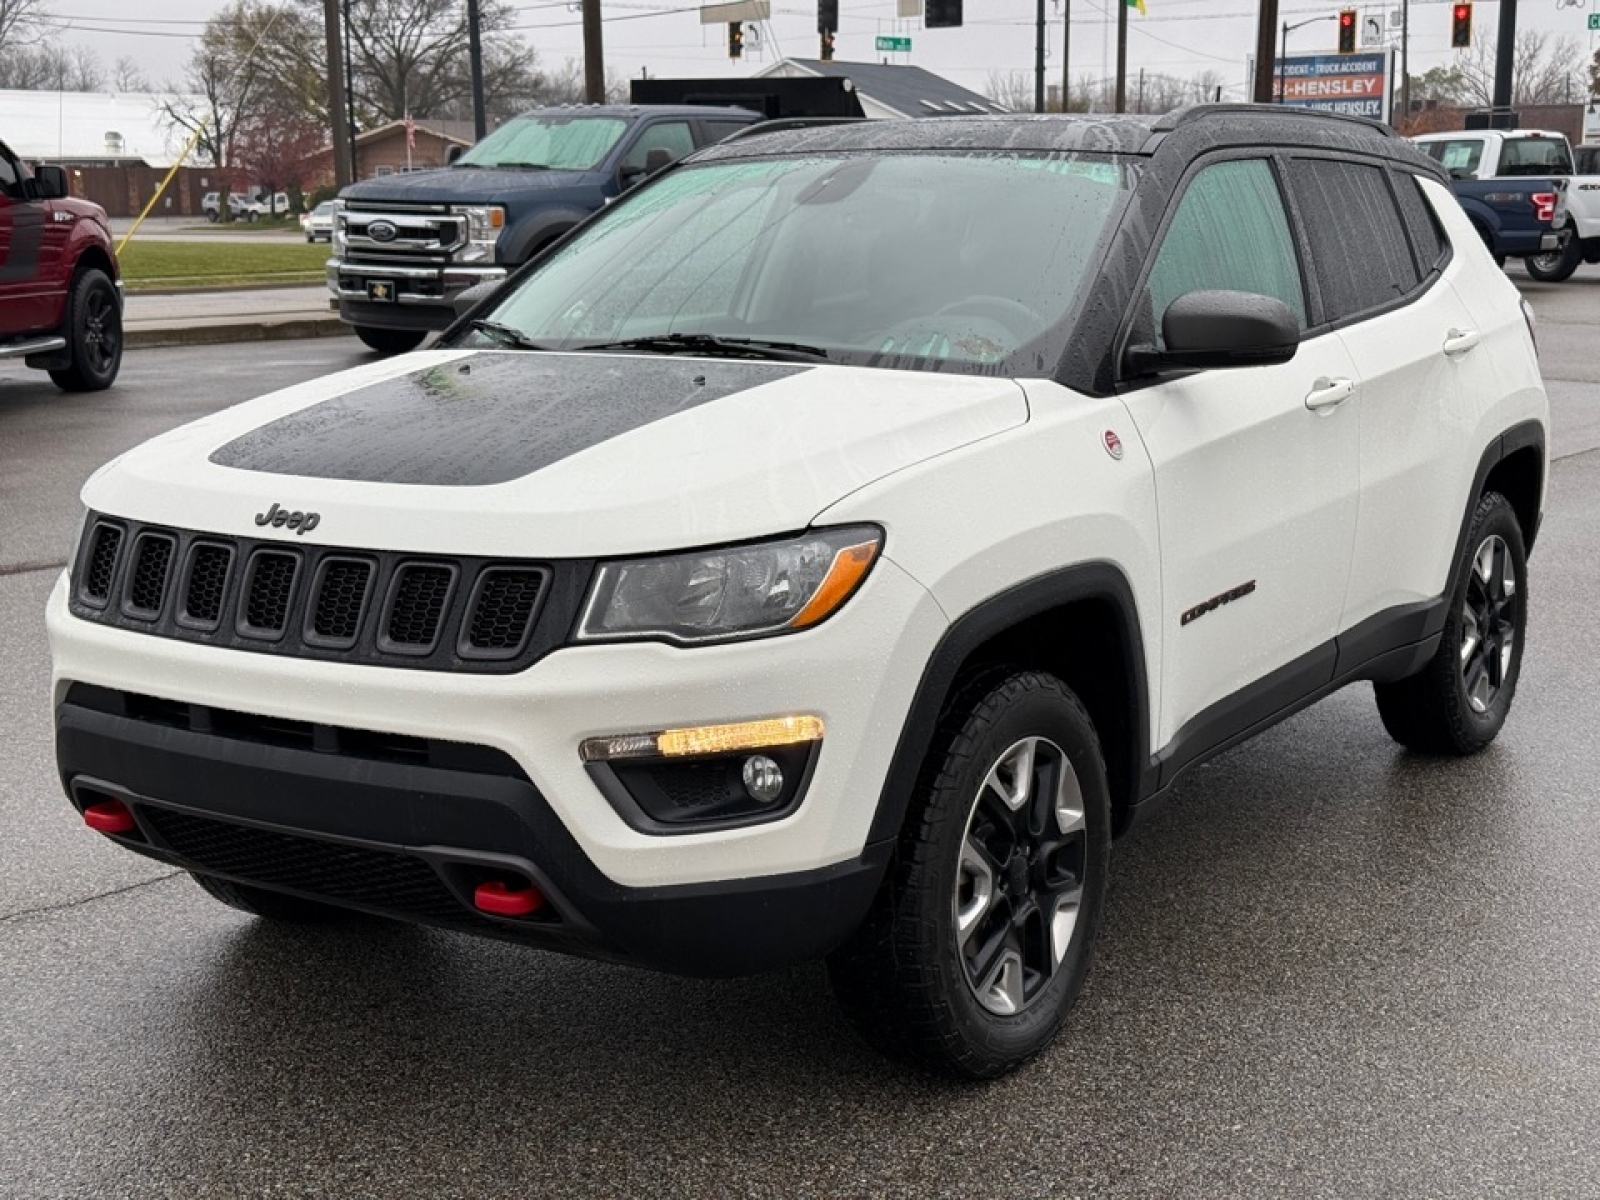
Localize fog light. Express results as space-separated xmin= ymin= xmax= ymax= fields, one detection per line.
xmin=742 ymin=755 xmax=784 ymax=804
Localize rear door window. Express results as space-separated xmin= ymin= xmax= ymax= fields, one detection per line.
xmin=1288 ymin=159 xmax=1420 ymax=323
xmin=1144 ymin=158 xmax=1306 ymax=348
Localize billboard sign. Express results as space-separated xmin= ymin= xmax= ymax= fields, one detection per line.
xmin=1271 ymin=50 xmax=1392 ymax=123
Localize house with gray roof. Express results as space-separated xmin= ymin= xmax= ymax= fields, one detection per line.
xmin=754 ymin=59 xmax=1009 ymax=120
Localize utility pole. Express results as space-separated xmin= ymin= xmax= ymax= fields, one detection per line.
xmin=323 ymin=0 xmax=350 ymax=187
xmin=1492 ymin=0 xmax=1517 ymax=127
xmin=583 ymin=0 xmax=605 ymax=103
xmin=1399 ymin=0 xmax=1410 ymax=126
xmin=343 ymin=0 xmax=359 ymax=180
xmin=1034 ymin=0 xmax=1046 ymax=112
xmin=1060 ymin=0 xmax=1070 ymax=112
xmin=467 ymin=0 xmax=487 ymax=139
xmin=1254 ymin=0 xmax=1281 ymax=103
xmin=1115 ymin=0 xmax=1128 ymax=112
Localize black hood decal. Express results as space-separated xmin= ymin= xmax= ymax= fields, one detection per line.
xmin=209 ymin=354 xmax=808 ymax=486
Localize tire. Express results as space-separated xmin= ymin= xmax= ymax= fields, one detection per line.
xmin=354 ymin=326 xmax=427 ymax=355
xmin=48 ymin=268 xmax=122 ymax=393
xmin=828 ymin=670 xmax=1111 ymax=1078
xmin=206 ymin=210 xmax=219 ymax=222
xmin=190 ymin=872 xmax=345 ymax=922
xmin=1374 ymin=492 xmax=1527 ymax=755
xmin=1523 ymin=232 xmax=1582 ymax=283
xmin=246 ymin=210 xmax=259 ymax=223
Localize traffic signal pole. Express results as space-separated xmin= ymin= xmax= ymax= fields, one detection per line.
xmin=1492 ymin=0 xmax=1517 ymax=124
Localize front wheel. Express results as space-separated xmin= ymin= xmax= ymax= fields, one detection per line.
xmin=1374 ymin=492 xmax=1527 ymax=754
xmin=1523 ymin=233 xmax=1583 ymax=283
xmin=354 ymin=326 xmax=427 ymax=355
xmin=828 ymin=670 xmax=1111 ymax=1078
xmin=48 ymin=268 xmax=122 ymax=392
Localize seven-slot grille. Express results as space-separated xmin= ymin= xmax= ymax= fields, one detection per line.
xmin=70 ymin=515 xmax=565 ymax=673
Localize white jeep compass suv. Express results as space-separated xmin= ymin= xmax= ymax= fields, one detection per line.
xmin=49 ymin=107 xmax=1548 ymax=1077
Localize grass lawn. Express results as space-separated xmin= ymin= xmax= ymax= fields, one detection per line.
xmin=117 ymin=240 xmax=330 ymax=291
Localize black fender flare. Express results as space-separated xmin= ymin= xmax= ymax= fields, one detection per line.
xmin=865 ymin=562 xmax=1153 ymax=850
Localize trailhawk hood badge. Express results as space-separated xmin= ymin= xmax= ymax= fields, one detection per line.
xmin=255 ymin=503 xmax=321 ymax=535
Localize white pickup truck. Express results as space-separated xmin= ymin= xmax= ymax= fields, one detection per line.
xmin=1413 ymin=128 xmax=1600 ymax=282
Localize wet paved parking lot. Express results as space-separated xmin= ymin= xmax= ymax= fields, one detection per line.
xmin=3 ymin=282 xmax=1599 ymax=1197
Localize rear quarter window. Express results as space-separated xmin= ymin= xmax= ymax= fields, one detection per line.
xmin=1288 ymin=159 xmax=1421 ymax=323
xmin=1390 ymin=171 xmax=1448 ymax=276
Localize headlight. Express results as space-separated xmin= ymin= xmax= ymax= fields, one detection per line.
xmin=457 ymin=205 xmax=506 ymax=263
xmin=332 ymin=208 xmax=347 ymax=252
xmin=577 ymin=526 xmax=882 ymax=645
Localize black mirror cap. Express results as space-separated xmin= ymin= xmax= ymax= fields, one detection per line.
xmin=33 ymin=164 xmax=69 ymax=199
xmin=452 ymin=279 xmax=501 ymax=319
xmin=1129 ymin=289 xmax=1300 ymax=375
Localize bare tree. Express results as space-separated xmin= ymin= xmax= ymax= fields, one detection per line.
xmin=984 ymin=70 xmax=1035 ymax=112
xmin=0 ymin=39 xmax=103 ymax=90
xmin=0 ymin=0 xmax=49 ymax=53
xmin=344 ymin=0 xmax=543 ymax=125
xmin=1452 ymin=28 xmax=1587 ymax=107
xmin=112 ymin=55 xmax=149 ymax=93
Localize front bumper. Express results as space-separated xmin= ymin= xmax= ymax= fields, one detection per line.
xmin=48 ymin=558 xmax=944 ymax=968
xmin=327 ymin=257 xmax=507 ymax=332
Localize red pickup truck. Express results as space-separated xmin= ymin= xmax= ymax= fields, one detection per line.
xmin=1 ymin=137 xmax=122 ymax=391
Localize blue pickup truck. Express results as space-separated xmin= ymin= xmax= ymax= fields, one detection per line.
xmin=328 ymin=104 xmax=763 ymax=354
xmin=1412 ymin=131 xmax=1567 ymax=265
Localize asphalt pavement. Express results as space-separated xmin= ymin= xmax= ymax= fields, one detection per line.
xmin=3 ymin=276 xmax=1600 ymax=1198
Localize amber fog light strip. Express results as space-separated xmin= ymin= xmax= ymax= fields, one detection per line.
xmin=581 ymin=716 xmax=825 ymax=763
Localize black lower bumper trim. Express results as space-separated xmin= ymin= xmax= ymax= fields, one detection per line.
xmin=56 ymin=688 xmax=887 ymax=976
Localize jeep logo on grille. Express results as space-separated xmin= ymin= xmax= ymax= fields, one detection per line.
xmin=255 ymin=503 xmax=321 ymax=535
xmin=367 ymin=220 xmax=399 ymax=243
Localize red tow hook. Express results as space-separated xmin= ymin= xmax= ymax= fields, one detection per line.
xmin=473 ymin=879 xmax=545 ymax=918
xmin=83 ymin=799 xmax=137 ymax=836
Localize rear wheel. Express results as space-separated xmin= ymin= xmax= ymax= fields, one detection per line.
xmin=1374 ymin=492 xmax=1527 ymax=754
xmin=190 ymin=873 xmax=345 ymax=922
xmin=1523 ymin=232 xmax=1583 ymax=283
xmin=48 ymin=268 xmax=122 ymax=392
xmin=354 ymin=326 xmax=427 ymax=355
xmin=828 ymin=670 xmax=1111 ymax=1078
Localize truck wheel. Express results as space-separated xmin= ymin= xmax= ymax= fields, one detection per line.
xmin=1374 ymin=492 xmax=1527 ymax=755
xmin=354 ymin=326 xmax=427 ymax=355
xmin=206 ymin=210 xmax=219 ymax=223
xmin=190 ymin=873 xmax=345 ymax=922
xmin=1524 ymin=233 xmax=1582 ymax=283
xmin=828 ymin=670 xmax=1111 ymax=1078
xmin=48 ymin=268 xmax=122 ymax=393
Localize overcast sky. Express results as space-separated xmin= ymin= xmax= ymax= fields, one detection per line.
xmin=31 ymin=0 xmax=1600 ymax=102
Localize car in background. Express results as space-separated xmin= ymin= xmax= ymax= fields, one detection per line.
xmin=1 ymin=136 xmax=122 ymax=391
xmin=301 ymin=201 xmax=336 ymax=243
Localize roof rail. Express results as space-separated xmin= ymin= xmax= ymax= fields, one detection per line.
xmin=720 ymin=116 xmax=867 ymax=143
xmin=1151 ymin=103 xmax=1398 ymax=140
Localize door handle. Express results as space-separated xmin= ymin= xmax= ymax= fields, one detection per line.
xmin=1305 ymin=376 xmax=1355 ymax=412
xmin=1443 ymin=328 xmax=1481 ymax=356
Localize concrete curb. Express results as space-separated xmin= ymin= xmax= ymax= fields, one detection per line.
xmin=125 ymin=319 xmax=353 ymax=350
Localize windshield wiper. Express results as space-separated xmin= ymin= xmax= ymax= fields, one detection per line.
xmin=470 ymin=319 xmax=547 ymax=351
xmin=494 ymin=162 xmax=551 ymax=171
xmin=572 ymin=333 xmax=831 ymax=363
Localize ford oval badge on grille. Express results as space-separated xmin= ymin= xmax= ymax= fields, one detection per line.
xmin=367 ymin=220 xmax=399 ymax=243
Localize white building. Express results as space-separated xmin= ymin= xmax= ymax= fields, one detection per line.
xmin=2 ymin=89 xmax=205 ymax=166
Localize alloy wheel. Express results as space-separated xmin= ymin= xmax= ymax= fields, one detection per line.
xmin=1460 ymin=533 xmax=1517 ymax=714
xmin=955 ymin=736 xmax=1086 ymax=1016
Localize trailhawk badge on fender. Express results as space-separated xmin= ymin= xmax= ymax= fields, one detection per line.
xmin=255 ymin=503 xmax=321 ymax=535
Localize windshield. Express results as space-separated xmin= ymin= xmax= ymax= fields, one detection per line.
xmin=466 ymin=151 xmax=1137 ymax=374
xmin=455 ymin=115 xmax=628 ymax=171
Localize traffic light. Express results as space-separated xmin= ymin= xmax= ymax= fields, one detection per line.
xmin=925 ymin=0 xmax=962 ymax=29
xmin=728 ymin=20 xmax=743 ymax=58
xmin=820 ymin=29 xmax=836 ymax=60
xmin=817 ymin=0 xmax=837 ymax=33
xmin=1451 ymin=2 xmax=1472 ymax=49
xmin=1337 ymin=8 xmax=1356 ymax=54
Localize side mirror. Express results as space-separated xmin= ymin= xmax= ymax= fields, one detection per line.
xmin=1125 ymin=290 xmax=1300 ymax=376
xmin=33 ymin=164 xmax=68 ymax=199
xmin=644 ymin=147 xmax=672 ymax=174
xmin=453 ymin=280 xmax=501 ymax=318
